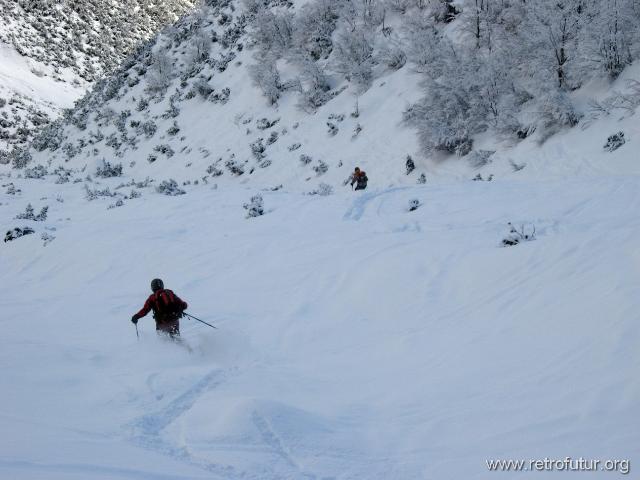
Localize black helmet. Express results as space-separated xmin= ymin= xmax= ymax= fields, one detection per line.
xmin=151 ymin=278 xmax=164 ymax=292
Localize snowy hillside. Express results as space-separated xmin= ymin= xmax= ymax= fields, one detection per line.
xmin=1 ymin=174 xmax=639 ymax=479
xmin=0 ymin=0 xmax=195 ymax=152
xmin=5 ymin=0 xmax=639 ymax=186
xmin=2 ymin=0 xmax=640 ymax=478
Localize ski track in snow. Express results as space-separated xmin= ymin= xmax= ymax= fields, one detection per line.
xmin=251 ymin=411 xmax=318 ymax=480
xmin=128 ymin=367 xmax=253 ymax=480
xmin=342 ymin=187 xmax=410 ymax=222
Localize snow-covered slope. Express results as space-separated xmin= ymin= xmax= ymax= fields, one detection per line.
xmin=1 ymin=173 xmax=639 ymax=479
xmin=2 ymin=0 xmax=640 ymax=478
xmin=0 ymin=0 xmax=195 ymax=152
xmin=7 ymin=0 xmax=639 ymax=187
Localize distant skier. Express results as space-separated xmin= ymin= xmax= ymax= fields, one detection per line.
xmin=348 ymin=167 xmax=368 ymax=191
xmin=131 ymin=278 xmax=188 ymax=337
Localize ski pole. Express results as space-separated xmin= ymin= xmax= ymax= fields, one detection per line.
xmin=183 ymin=312 xmax=218 ymax=329
xmin=135 ymin=323 xmax=139 ymax=339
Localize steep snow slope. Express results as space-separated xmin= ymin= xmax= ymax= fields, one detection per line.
xmin=13 ymin=0 xmax=640 ymax=189
xmin=0 ymin=41 xmax=86 ymax=150
xmin=0 ymin=0 xmax=195 ymax=151
xmin=1 ymin=173 xmax=639 ymax=479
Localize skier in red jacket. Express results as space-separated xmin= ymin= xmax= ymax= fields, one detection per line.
xmin=131 ymin=278 xmax=188 ymax=336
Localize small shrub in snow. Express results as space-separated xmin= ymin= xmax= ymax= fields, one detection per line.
xmin=125 ymin=190 xmax=142 ymax=200
xmin=259 ymin=159 xmax=272 ymax=168
xmin=309 ymin=183 xmax=333 ymax=196
xmin=299 ymin=154 xmax=312 ymax=165
xmin=406 ymin=155 xmax=415 ymax=175
xmin=211 ymin=88 xmax=231 ymax=104
xmin=96 ymin=160 xmax=123 ymax=178
xmin=256 ymin=118 xmax=279 ymax=130
xmin=377 ymin=44 xmax=407 ymax=70
xmin=4 ymin=227 xmax=35 ymax=243
xmin=243 ymin=194 xmax=264 ymax=218
xmin=327 ymin=122 xmax=338 ymax=136
xmin=509 ymin=159 xmax=526 ymax=172
xmin=136 ymin=98 xmax=149 ymax=112
xmin=10 ymin=148 xmax=32 ymax=169
xmin=140 ymin=120 xmax=157 ymax=138
xmin=156 ymin=179 xmax=186 ymax=196
xmin=604 ymin=132 xmax=625 ymax=152
xmin=267 ymin=131 xmax=279 ymax=145
xmin=206 ymin=164 xmax=224 ymax=176
xmin=408 ymin=199 xmax=421 ymax=211
xmin=41 ymin=232 xmax=56 ymax=246
xmin=352 ymin=123 xmax=363 ymax=139
xmin=225 ymin=158 xmax=245 ymax=176
xmin=417 ymin=173 xmax=427 ymax=184
xmin=6 ymin=183 xmax=20 ymax=195
xmin=24 ymin=165 xmax=48 ymax=179
xmin=108 ymin=199 xmax=125 ymax=209
xmin=194 ymin=77 xmax=215 ymax=98
xmin=468 ymin=150 xmax=495 ymax=169
xmin=154 ymin=144 xmax=175 ymax=158
xmin=288 ymin=143 xmax=301 ymax=152
xmin=16 ymin=204 xmax=48 ymax=221
xmin=472 ymin=174 xmax=494 ymax=181
xmin=250 ymin=139 xmax=266 ymax=159
xmin=502 ymin=223 xmax=536 ymax=247
xmin=84 ymin=185 xmax=117 ymax=201
xmin=147 ymin=154 xmax=158 ymax=163
xmin=313 ymin=160 xmax=329 ymax=176
xmin=167 ymin=122 xmax=180 ymax=136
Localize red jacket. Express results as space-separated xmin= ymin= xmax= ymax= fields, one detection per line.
xmin=133 ymin=289 xmax=188 ymax=322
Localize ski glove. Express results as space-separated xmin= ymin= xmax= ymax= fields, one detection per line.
xmin=131 ymin=315 xmax=138 ymax=325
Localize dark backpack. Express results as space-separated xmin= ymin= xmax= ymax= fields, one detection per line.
xmin=153 ymin=289 xmax=183 ymax=320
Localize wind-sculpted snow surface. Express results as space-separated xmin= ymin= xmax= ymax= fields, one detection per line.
xmin=1 ymin=174 xmax=639 ymax=479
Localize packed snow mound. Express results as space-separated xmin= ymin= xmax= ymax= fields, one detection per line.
xmin=1 ymin=174 xmax=639 ymax=479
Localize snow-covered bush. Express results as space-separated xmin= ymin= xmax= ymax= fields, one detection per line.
xmin=10 ymin=148 xmax=32 ymax=169
xmin=309 ymin=183 xmax=333 ymax=196
xmin=299 ymin=154 xmax=312 ymax=165
xmin=140 ymin=121 xmax=157 ymax=138
xmin=502 ymin=223 xmax=536 ymax=247
xmin=206 ymin=164 xmax=224 ymax=176
xmin=5 ymin=183 xmax=20 ymax=195
xmin=24 ymin=165 xmax=48 ymax=179
xmin=249 ymin=55 xmax=283 ymax=105
xmin=154 ymin=144 xmax=175 ymax=158
xmin=417 ymin=173 xmax=427 ymax=184
xmin=408 ymin=199 xmax=421 ymax=211
xmin=406 ymin=155 xmax=415 ymax=175
xmin=604 ymin=132 xmax=625 ymax=152
xmin=250 ymin=138 xmax=266 ymax=159
xmin=4 ymin=227 xmax=35 ymax=243
xmin=243 ymin=194 xmax=264 ymax=218
xmin=537 ymin=90 xmax=581 ymax=142
xmin=225 ymin=158 xmax=245 ymax=176
xmin=468 ymin=150 xmax=495 ymax=169
xmin=84 ymin=185 xmax=117 ymax=201
xmin=256 ymin=118 xmax=279 ymax=130
xmin=96 ymin=160 xmax=123 ymax=178
xmin=31 ymin=120 xmax=64 ymax=152
xmin=332 ymin=27 xmax=375 ymax=92
xmin=16 ymin=204 xmax=48 ymax=221
xmin=167 ymin=122 xmax=180 ymax=136
xmin=313 ymin=160 xmax=328 ymax=176
xmin=156 ymin=179 xmax=186 ymax=196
